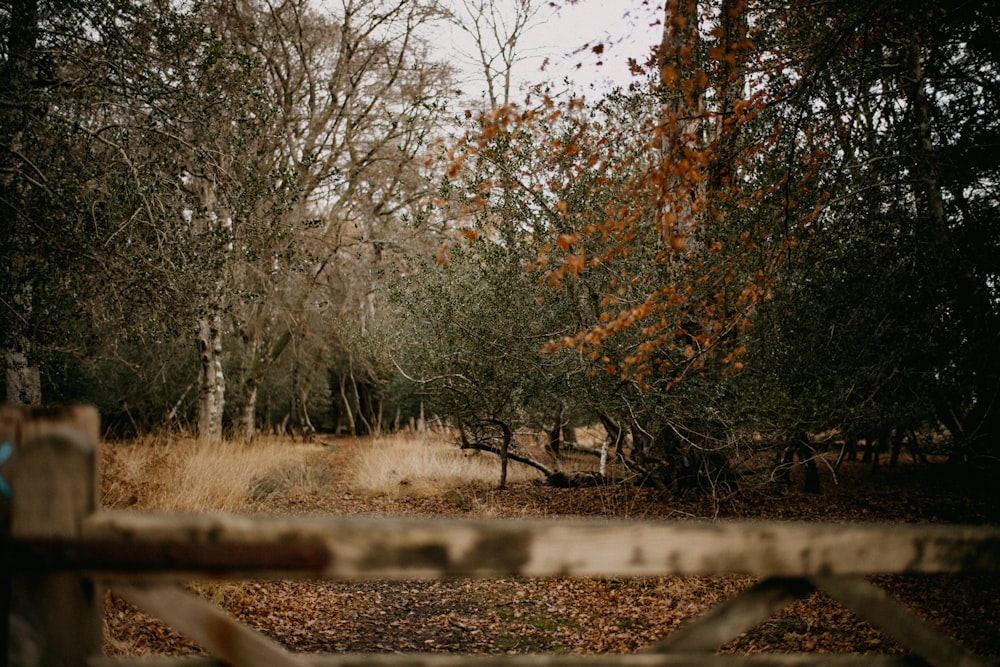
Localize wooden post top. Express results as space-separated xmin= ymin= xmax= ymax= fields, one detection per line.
xmin=1 ymin=405 xmax=100 ymax=539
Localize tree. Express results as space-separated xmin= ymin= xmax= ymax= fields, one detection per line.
xmin=397 ymin=65 xmax=747 ymax=491
xmin=0 ymin=0 xmax=257 ymax=413
xmin=1 ymin=0 xmax=42 ymax=404
xmin=109 ymin=2 xmax=278 ymax=443
xmin=444 ymin=0 xmax=544 ymax=110
xmin=449 ymin=0 xmax=1000 ymax=477
xmin=425 ymin=0 xmax=774 ymax=487
xmin=1 ymin=0 xmax=449 ymax=441
xmin=214 ymin=0 xmax=450 ymax=440
xmin=738 ymin=0 xmax=1000 ymax=460
xmin=393 ymin=217 xmax=579 ymax=488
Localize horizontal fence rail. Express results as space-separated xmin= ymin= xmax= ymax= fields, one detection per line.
xmin=2 ymin=406 xmax=998 ymax=667
xmin=7 ymin=513 xmax=1000 ymax=581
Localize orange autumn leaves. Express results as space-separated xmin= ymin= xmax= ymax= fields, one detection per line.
xmin=439 ymin=1 xmax=787 ymax=390
xmin=445 ymin=92 xmax=773 ymax=390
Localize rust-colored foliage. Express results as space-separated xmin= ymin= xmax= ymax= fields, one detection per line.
xmin=446 ymin=0 xmax=826 ymax=391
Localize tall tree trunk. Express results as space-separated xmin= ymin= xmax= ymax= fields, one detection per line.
xmin=495 ymin=420 xmax=512 ymax=490
xmin=4 ymin=345 xmax=41 ymax=405
xmin=287 ymin=358 xmax=315 ymax=437
xmin=237 ymin=336 xmax=260 ymax=441
xmin=296 ymin=386 xmax=314 ymax=437
xmin=338 ymin=372 xmax=356 ymax=435
xmin=711 ymin=0 xmax=748 ymax=187
xmin=659 ymin=0 xmax=705 ymax=152
xmin=239 ymin=378 xmax=258 ymax=442
xmin=1 ymin=0 xmax=42 ymax=405
xmin=349 ymin=370 xmax=371 ymax=435
xmin=237 ymin=329 xmax=291 ymax=441
xmin=4 ymin=279 xmax=40 ymax=406
xmin=187 ymin=167 xmax=230 ymax=444
xmin=339 ymin=375 xmax=354 ymax=434
xmin=658 ymin=0 xmax=705 ymax=252
xmin=197 ymin=315 xmax=225 ymax=443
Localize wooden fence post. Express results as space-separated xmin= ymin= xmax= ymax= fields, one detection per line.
xmin=1 ymin=405 xmax=102 ymax=667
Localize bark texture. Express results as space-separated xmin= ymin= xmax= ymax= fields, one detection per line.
xmin=197 ymin=315 xmax=226 ymax=443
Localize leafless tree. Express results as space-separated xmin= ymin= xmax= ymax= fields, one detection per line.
xmin=444 ymin=0 xmax=544 ymax=109
xmin=212 ymin=0 xmax=451 ymax=440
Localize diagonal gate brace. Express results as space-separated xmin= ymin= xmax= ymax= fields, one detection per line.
xmin=811 ymin=575 xmax=994 ymax=667
xmin=644 ymin=577 xmax=815 ymax=653
xmin=115 ymin=584 xmax=307 ymax=667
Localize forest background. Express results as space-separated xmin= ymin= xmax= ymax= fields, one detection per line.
xmin=2 ymin=0 xmax=997 ymax=493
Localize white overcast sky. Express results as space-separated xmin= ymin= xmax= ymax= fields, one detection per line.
xmin=443 ymin=0 xmax=664 ymax=103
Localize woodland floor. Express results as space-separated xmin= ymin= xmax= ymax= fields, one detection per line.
xmin=104 ymin=440 xmax=1000 ymax=659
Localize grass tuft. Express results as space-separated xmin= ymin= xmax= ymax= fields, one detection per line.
xmin=344 ymin=431 xmax=537 ymax=497
xmin=101 ymin=434 xmax=324 ymax=513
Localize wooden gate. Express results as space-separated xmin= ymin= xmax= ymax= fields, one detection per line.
xmin=1 ymin=406 xmax=997 ymax=667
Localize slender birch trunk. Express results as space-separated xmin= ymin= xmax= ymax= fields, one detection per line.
xmin=237 ymin=335 xmax=260 ymax=441
xmin=197 ymin=315 xmax=225 ymax=443
xmin=187 ymin=171 xmax=230 ymax=443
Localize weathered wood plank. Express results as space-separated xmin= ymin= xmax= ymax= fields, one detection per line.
xmin=644 ymin=578 xmax=815 ymax=653
xmin=116 ymin=584 xmax=305 ymax=667
xmin=88 ymin=653 xmax=929 ymax=667
xmin=3 ymin=406 xmax=104 ymax=667
xmin=77 ymin=512 xmax=1000 ymax=580
xmin=811 ymin=575 xmax=992 ymax=667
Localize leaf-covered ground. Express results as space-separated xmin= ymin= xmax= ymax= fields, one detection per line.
xmin=104 ymin=442 xmax=1000 ymax=659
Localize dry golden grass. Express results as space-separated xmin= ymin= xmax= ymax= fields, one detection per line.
xmin=101 ymin=433 xmax=325 ymax=513
xmin=100 ymin=430 xmax=551 ymax=513
xmin=343 ymin=430 xmax=538 ymax=497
